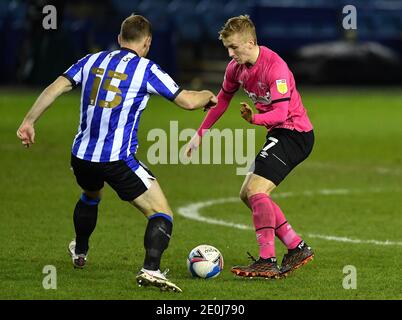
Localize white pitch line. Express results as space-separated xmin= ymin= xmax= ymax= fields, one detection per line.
xmin=176 ymin=188 xmax=402 ymax=247
xmin=305 ymin=233 xmax=402 ymax=247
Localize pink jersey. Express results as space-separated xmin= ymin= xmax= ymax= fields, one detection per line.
xmin=197 ymin=46 xmax=313 ymax=135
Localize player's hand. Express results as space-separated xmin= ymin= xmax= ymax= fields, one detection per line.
xmin=17 ymin=121 xmax=35 ymax=148
xmin=240 ymin=102 xmax=254 ymax=123
xmin=203 ymin=95 xmax=218 ymax=112
xmin=185 ymin=133 xmax=201 ymax=158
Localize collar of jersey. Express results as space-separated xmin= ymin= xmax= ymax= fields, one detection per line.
xmin=120 ymin=47 xmax=139 ymax=56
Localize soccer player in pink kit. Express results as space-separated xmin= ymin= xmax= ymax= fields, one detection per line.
xmin=186 ymin=15 xmax=315 ymax=278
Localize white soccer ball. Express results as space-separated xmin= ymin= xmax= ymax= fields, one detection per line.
xmin=187 ymin=244 xmax=224 ymax=279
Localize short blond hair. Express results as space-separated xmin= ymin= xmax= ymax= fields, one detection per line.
xmin=120 ymin=14 xmax=152 ymax=42
xmin=218 ymin=15 xmax=257 ymax=43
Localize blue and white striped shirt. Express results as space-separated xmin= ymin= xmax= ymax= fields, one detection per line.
xmin=62 ymin=47 xmax=181 ymax=162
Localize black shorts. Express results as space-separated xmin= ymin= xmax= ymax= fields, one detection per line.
xmin=70 ymin=154 xmax=155 ymax=201
xmin=251 ymin=128 xmax=314 ymax=186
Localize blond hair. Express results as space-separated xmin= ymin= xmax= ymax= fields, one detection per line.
xmin=120 ymin=14 xmax=152 ymax=42
xmin=218 ymin=15 xmax=257 ymax=43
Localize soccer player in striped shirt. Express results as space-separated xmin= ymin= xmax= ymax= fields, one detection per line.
xmin=186 ymin=15 xmax=314 ymax=279
xmin=17 ymin=15 xmax=217 ymax=292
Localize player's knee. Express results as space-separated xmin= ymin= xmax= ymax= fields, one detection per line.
xmin=263 ymin=188 xmax=273 ymax=197
xmin=148 ymin=200 xmax=173 ymax=217
xmin=146 ymin=203 xmax=173 ymax=217
xmin=239 ymin=188 xmax=248 ymax=203
xmin=153 ymin=207 xmax=173 ymax=218
xmin=245 ymin=185 xmax=266 ymax=199
xmin=150 ymin=210 xmax=173 ymax=220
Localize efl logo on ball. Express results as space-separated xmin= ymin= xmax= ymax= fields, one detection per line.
xmin=187 ymin=244 xmax=223 ymax=279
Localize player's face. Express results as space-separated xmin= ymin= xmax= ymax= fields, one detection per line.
xmin=222 ymin=33 xmax=254 ymax=64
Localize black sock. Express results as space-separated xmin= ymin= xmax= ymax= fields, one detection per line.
xmin=143 ymin=214 xmax=173 ymax=271
xmin=73 ymin=194 xmax=99 ymax=254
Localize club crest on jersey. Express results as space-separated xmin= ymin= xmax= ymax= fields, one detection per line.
xmin=243 ymin=87 xmax=272 ymax=105
xmin=257 ymin=81 xmax=269 ymax=91
xmin=276 ymin=79 xmax=288 ymax=94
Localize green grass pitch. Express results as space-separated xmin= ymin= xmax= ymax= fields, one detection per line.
xmin=1 ymin=87 xmax=401 ymax=299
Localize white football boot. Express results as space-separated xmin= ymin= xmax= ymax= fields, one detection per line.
xmin=136 ymin=268 xmax=182 ymax=293
xmin=68 ymin=239 xmax=87 ymax=269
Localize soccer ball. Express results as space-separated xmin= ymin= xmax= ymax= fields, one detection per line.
xmin=187 ymin=244 xmax=224 ymax=279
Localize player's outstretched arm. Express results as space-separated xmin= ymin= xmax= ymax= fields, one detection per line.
xmin=173 ymin=90 xmax=217 ymax=111
xmin=17 ymin=76 xmax=73 ymax=148
xmin=184 ymin=89 xmax=234 ymax=158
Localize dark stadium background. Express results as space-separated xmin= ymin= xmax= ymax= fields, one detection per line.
xmin=1 ymin=0 xmax=402 ymax=88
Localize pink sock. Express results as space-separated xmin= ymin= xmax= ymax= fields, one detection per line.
xmin=249 ymin=193 xmax=276 ymax=259
xmin=269 ymin=197 xmax=302 ymax=250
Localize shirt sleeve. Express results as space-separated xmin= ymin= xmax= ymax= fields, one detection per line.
xmin=196 ymin=61 xmax=238 ymax=136
xmin=221 ymin=60 xmax=240 ymax=95
xmin=61 ymin=54 xmax=91 ymax=87
xmin=146 ymin=63 xmax=182 ymax=101
xmin=252 ymin=61 xmax=291 ymax=127
xmin=252 ymin=100 xmax=288 ymax=127
xmin=197 ymin=89 xmax=234 ymax=136
xmin=268 ymin=61 xmax=291 ymax=103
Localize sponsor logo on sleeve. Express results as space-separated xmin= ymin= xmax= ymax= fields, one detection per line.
xmin=276 ymin=79 xmax=288 ymax=94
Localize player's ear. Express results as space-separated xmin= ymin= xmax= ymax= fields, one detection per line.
xmin=117 ymin=34 xmax=121 ymax=46
xmin=145 ymin=36 xmax=152 ymax=47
